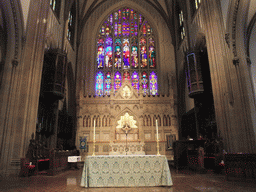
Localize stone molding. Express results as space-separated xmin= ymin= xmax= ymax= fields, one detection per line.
xmin=10 ymin=0 xmax=20 ymax=61
xmin=231 ymin=0 xmax=240 ymax=58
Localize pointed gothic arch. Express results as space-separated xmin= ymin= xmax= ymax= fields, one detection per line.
xmin=153 ymin=115 xmax=157 ymax=126
xmin=157 ymin=115 xmax=161 ymax=126
xmin=143 ymin=115 xmax=147 ymax=126
xmin=88 ymin=115 xmax=91 ymax=127
xmin=83 ymin=115 xmax=86 ymax=127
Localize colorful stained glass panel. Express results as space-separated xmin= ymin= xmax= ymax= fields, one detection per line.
xmin=114 ymin=71 xmax=122 ymax=92
xmin=149 ymin=46 xmax=156 ymax=68
xmin=105 ymin=38 xmax=113 ymax=68
xmin=105 ymin=72 xmax=112 ymax=95
xmin=97 ymin=38 xmax=104 ymax=69
xmin=95 ymin=7 xmax=157 ymax=96
xmin=131 ymin=46 xmax=138 ymax=68
xmin=123 ymin=71 xmax=130 ymax=82
xmin=114 ymin=22 xmax=118 ymax=36
xmin=132 ymin=71 xmax=139 ymax=91
xmin=142 ymin=72 xmax=148 ymax=95
xmin=114 ymin=39 xmax=122 ymax=69
xmin=123 ymin=39 xmax=130 ymax=69
xmin=96 ymin=72 xmax=104 ymax=96
xmin=140 ymin=38 xmax=147 ymax=68
xmin=150 ymin=71 xmax=158 ymax=95
xmin=114 ymin=12 xmax=118 ymax=20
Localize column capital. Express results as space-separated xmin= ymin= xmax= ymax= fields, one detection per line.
xmin=233 ymin=57 xmax=239 ymax=65
xmin=12 ymin=59 xmax=18 ymax=67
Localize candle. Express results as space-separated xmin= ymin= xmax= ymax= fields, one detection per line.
xmin=156 ymin=119 xmax=159 ymax=141
xmin=93 ymin=120 xmax=96 ymax=141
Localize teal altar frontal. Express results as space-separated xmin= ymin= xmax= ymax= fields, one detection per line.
xmin=80 ymin=155 xmax=173 ymax=188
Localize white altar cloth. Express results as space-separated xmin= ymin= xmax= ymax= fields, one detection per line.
xmin=80 ymin=155 xmax=173 ymax=188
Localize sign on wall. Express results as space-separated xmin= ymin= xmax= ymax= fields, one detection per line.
xmin=79 ymin=136 xmax=87 ymax=151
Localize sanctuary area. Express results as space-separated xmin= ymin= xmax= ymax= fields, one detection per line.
xmin=1 ymin=0 xmax=256 ymax=189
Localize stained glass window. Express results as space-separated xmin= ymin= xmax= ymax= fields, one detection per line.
xmin=142 ymin=71 xmax=148 ymax=95
xmin=105 ymin=37 xmax=113 ymax=68
xmin=149 ymin=38 xmax=156 ymax=68
xmin=123 ymin=39 xmax=130 ymax=69
xmin=97 ymin=38 xmax=104 ymax=69
xmin=114 ymin=39 xmax=122 ymax=69
xmin=131 ymin=38 xmax=138 ymax=68
xmin=150 ymin=71 xmax=158 ymax=95
xmin=131 ymin=71 xmax=139 ymax=91
xmin=95 ymin=7 xmax=158 ymax=96
xmin=123 ymin=71 xmax=130 ymax=82
xmin=114 ymin=71 xmax=122 ymax=92
xmin=140 ymin=38 xmax=147 ymax=68
xmin=96 ymin=72 xmax=104 ymax=96
xmin=104 ymin=72 xmax=112 ymax=95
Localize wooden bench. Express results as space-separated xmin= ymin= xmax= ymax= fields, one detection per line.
xmin=224 ymin=154 xmax=256 ymax=181
xmin=22 ymin=138 xmax=77 ymax=176
xmin=19 ymin=158 xmax=36 ymax=177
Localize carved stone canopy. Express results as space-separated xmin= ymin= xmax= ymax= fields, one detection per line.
xmin=116 ymin=112 xmax=138 ymax=129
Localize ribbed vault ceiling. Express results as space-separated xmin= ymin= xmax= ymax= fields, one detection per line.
xmin=77 ymin=0 xmax=174 ymax=42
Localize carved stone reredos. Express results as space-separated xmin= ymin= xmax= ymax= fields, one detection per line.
xmin=114 ymin=80 xmax=139 ymax=100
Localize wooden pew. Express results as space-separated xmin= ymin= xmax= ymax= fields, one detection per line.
xmin=224 ymin=154 xmax=256 ymax=181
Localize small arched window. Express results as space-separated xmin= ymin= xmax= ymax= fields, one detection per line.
xmin=158 ymin=115 xmax=161 ymax=126
xmin=105 ymin=116 xmax=108 ymax=127
xmin=88 ymin=116 xmax=91 ymax=127
xmin=195 ymin=0 xmax=201 ymax=10
xmin=50 ymin=0 xmax=61 ymax=18
xmin=97 ymin=116 xmax=101 ymax=127
xmin=190 ymin=0 xmax=201 ymax=17
xmin=167 ymin=115 xmax=171 ymax=126
xmin=102 ymin=116 xmax=105 ymax=127
xmin=86 ymin=117 xmax=89 ymax=127
xmin=178 ymin=9 xmax=185 ymax=41
xmin=93 ymin=116 xmax=97 ymax=127
xmin=153 ymin=115 xmax=156 ymax=126
xmin=67 ymin=2 xmax=76 ymax=47
xmin=83 ymin=116 xmax=86 ymax=127
xmin=144 ymin=115 xmax=147 ymax=126
xmin=163 ymin=115 xmax=167 ymax=126
xmin=148 ymin=115 xmax=151 ymax=126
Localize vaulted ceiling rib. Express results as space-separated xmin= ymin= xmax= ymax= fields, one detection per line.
xmin=78 ymin=0 xmax=174 ymax=43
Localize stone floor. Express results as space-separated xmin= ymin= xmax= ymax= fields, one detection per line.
xmin=0 ymin=167 xmax=256 ymax=192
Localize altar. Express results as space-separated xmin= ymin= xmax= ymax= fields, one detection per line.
xmin=109 ymin=142 xmax=145 ymax=155
xmin=80 ymin=155 xmax=173 ymax=188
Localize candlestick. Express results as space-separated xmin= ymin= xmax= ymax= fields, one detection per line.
xmin=92 ymin=120 xmax=96 ymax=156
xmin=156 ymin=119 xmax=160 ymax=155
xmin=156 ymin=120 xmax=159 ymax=141
xmin=94 ymin=120 xmax=96 ymax=141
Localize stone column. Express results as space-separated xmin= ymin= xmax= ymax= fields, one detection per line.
xmin=202 ymin=0 xmax=256 ymax=153
xmin=0 ymin=0 xmax=50 ymax=176
xmin=230 ymin=0 xmax=256 ymax=152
